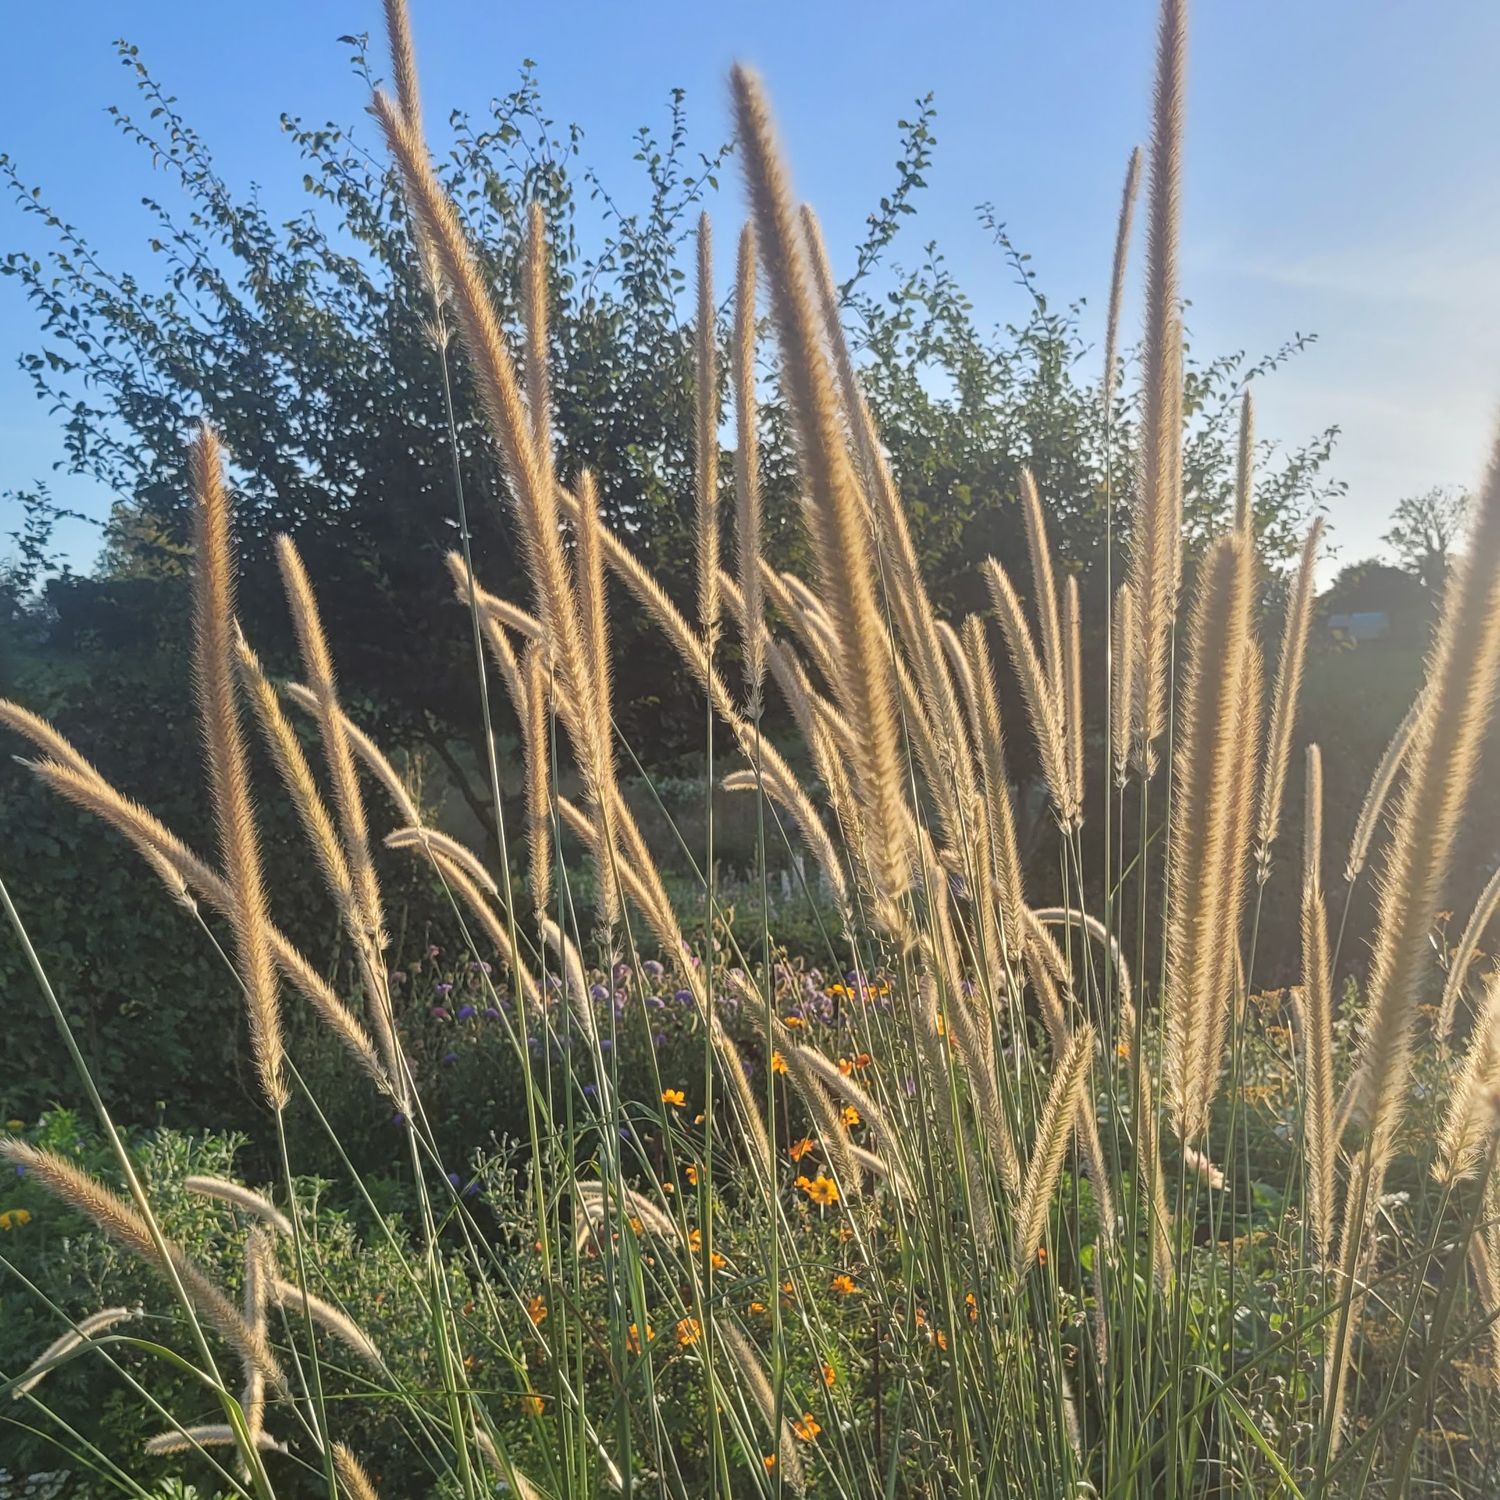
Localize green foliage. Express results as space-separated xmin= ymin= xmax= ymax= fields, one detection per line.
xmin=0 ymin=584 xmax=445 ymax=1138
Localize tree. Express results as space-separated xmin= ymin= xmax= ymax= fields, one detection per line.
xmin=1382 ymin=484 xmax=1471 ymax=591
xmin=1 ymin=34 xmax=1340 ymax=797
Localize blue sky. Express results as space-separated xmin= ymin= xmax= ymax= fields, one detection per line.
xmin=3 ymin=1 xmax=1498 ymax=573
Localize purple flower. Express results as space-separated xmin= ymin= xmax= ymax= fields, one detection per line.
xmin=644 ymin=959 xmax=664 ymax=980
xmin=430 ymin=1006 xmax=451 ymax=1021
xmin=434 ymin=982 xmax=454 ymax=998
xmin=441 ymin=1050 xmax=459 ymax=1065
xmin=583 ymin=1082 xmax=598 ymax=1098
xmin=590 ymin=983 xmax=610 ymax=1005
xmin=467 ymin=959 xmax=492 ymax=975
xmin=614 ymin=962 xmax=631 ymax=984
xmin=674 ymin=989 xmax=694 ymax=1006
xmin=652 ymin=1031 xmax=666 ymax=1047
xmin=600 ymin=1038 xmax=613 ymax=1054
xmin=457 ymin=1004 xmax=477 ymax=1021
xmin=447 ymin=1171 xmax=462 ymax=1189
xmin=645 ymin=993 xmax=664 ymax=1009
xmin=483 ymin=1007 xmax=501 ymax=1022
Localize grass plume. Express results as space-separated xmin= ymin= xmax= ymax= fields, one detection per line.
xmin=190 ymin=427 xmax=286 ymax=1111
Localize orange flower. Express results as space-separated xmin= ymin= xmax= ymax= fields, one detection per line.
xmin=783 ymin=1014 xmax=805 ymax=1028
xmin=763 ymin=1455 xmax=778 ymax=1473
xmin=526 ymin=1294 xmax=548 ymax=1326
xmin=787 ymin=1136 xmax=815 ymax=1162
xmin=685 ymin=1163 xmax=700 ymax=1186
xmin=934 ymin=1328 xmax=949 ymax=1351
xmin=791 ymin=1412 xmax=822 ymax=1442
xmin=676 ymin=1317 xmax=702 ymax=1347
xmin=749 ymin=1300 xmax=768 ymax=1315
xmin=1037 ymin=1246 xmax=1048 ymax=1267
xmin=838 ymin=1056 xmax=854 ymax=1077
xmin=687 ymin=1227 xmax=703 ymax=1253
xmin=710 ymin=1251 xmax=728 ymax=1270
xmin=819 ymin=1361 xmax=836 ymax=1387
xmin=520 ymin=1394 xmax=545 ymax=1417
xmin=628 ymin=1216 xmax=644 ymax=1235
xmin=770 ymin=1051 xmax=788 ymax=1075
xmin=841 ymin=1105 xmax=860 ymax=1128
xmin=797 ymin=1174 xmax=840 ymax=1207
xmin=661 ymin=1088 xmax=686 ymax=1108
xmin=965 ymin=1292 xmax=978 ymax=1323
xmin=830 ymin=1273 xmax=857 ymax=1297
xmin=626 ymin=1322 xmax=655 ymax=1354
xmin=853 ymin=1052 xmax=873 ymax=1069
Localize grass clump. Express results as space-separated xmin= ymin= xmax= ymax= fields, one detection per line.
xmin=4 ymin=1 xmax=1500 ymax=1496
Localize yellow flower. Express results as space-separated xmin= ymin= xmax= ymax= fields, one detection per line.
xmin=676 ymin=1317 xmax=702 ymax=1347
xmin=627 ymin=1322 xmax=655 ymax=1354
xmin=526 ymin=1294 xmax=548 ymax=1325
xmin=831 ymin=1273 xmax=857 ymax=1297
xmin=520 ymin=1394 xmax=546 ymax=1418
xmin=797 ymin=1174 xmax=839 ymax=1207
xmin=770 ymin=1051 xmax=788 ymax=1075
xmin=0 ymin=1208 xmax=28 ymax=1231
xmin=841 ymin=1105 xmax=860 ymax=1128
xmin=4 ymin=1120 xmax=23 ymax=1131
xmin=787 ymin=1137 xmax=815 ymax=1163
xmin=661 ymin=1088 xmax=686 ymax=1109
xmin=791 ymin=1412 xmax=822 ymax=1442
xmin=684 ymin=1163 xmax=700 ymax=1186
